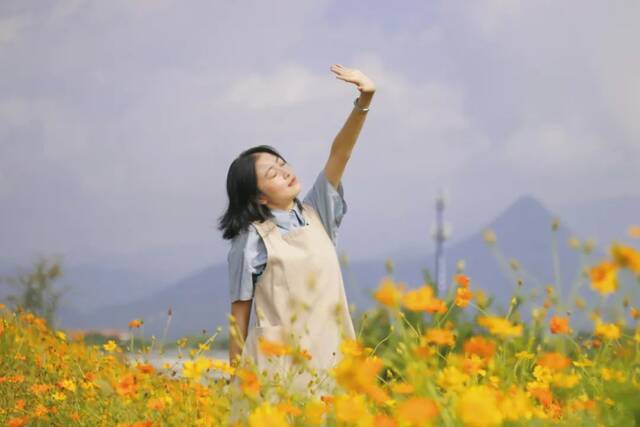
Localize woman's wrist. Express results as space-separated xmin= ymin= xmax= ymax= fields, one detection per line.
xmin=355 ymin=90 xmax=374 ymax=109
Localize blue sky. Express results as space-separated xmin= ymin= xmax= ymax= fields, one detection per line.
xmin=1 ymin=0 xmax=638 ymax=281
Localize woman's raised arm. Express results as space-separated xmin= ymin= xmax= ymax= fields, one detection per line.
xmin=324 ymin=64 xmax=376 ymax=189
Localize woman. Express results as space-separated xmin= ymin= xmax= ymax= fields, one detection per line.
xmin=218 ymin=64 xmax=375 ymax=398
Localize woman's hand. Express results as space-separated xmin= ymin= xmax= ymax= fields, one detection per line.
xmin=330 ymin=64 xmax=376 ymax=94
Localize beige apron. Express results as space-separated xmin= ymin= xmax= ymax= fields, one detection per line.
xmin=230 ymin=202 xmax=356 ymax=404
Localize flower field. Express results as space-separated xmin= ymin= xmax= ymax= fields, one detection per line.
xmin=1 ymin=227 xmax=640 ymax=426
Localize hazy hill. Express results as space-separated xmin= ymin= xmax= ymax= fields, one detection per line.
xmin=554 ymin=194 xmax=640 ymax=246
xmin=341 ymin=195 xmax=600 ymax=313
xmin=56 ymin=193 xmax=619 ymax=340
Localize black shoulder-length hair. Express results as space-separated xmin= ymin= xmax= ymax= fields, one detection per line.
xmin=217 ymin=145 xmax=305 ymax=240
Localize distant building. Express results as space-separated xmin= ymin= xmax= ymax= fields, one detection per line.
xmin=433 ymin=189 xmax=450 ymax=296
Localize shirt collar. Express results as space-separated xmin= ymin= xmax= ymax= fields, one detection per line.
xmin=271 ymin=202 xmax=305 ymax=225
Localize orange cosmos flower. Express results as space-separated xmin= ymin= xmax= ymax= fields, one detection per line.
xmin=34 ymin=404 xmax=48 ymax=418
xmin=373 ymin=278 xmax=404 ymax=308
xmin=536 ymin=352 xmax=571 ymax=371
xmin=128 ymin=319 xmax=143 ymax=329
xmin=549 ymin=316 xmax=571 ymax=334
xmin=115 ymin=374 xmax=137 ymax=397
xmin=628 ymin=225 xmax=640 ymax=238
xmin=391 ymin=382 xmax=415 ymax=394
xmin=7 ymin=417 xmax=30 ymax=427
xmin=463 ymin=336 xmax=496 ymax=361
xmin=276 ymin=401 xmax=303 ymax=416
xmin=333 ymin=355 xmax=390 ymax=404
xmin=455 ymin=287 xmax=473 ymax=308
xmin=299 ymin=348 xmax=312 ymax=361
xmin=454 ymin=274 xmax=470 ymax=288
xmin=373 ymin=414 xmax=397 ymax=427
xmin=236 ymin=368 xmax=260 ymax=396
xmin=396 ymin=397 xmax=439 ymax=426
xmin=424 ymin=328 xmax=455 ymax=346
xmin=589 ymin=260 xmax=618 ymax=295
xmin=136 ymin=363 xmax=155 ymax=374
xmin=147 ymin=398 xmax=166 ymax=411
xmin=258 ymin=337 xmax=293 ymax=356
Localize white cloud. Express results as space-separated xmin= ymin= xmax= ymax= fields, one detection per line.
xmin=0 ymin=15 xmax=29 ymax=45
xmin=225 ymin=62 xmax=342 ymax=109
xmin=1 ymin=0 xmax=639 ymax=271
xmin=465 ymin=0 xmax=523 ymax=35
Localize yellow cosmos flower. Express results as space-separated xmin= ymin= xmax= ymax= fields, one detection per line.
xmin=457 ymin=385 xmax=503 ymax=427
xmin=474 ymin=289 xmax=489 ymax=308
xmin=610 ymin=243 xmax=640 ymax=274
xmin=628 ymin=225 xmax=640 ymax=238
xmin=594 ymin=322 xmax=621 ymax=340
xmin=334 ymin=393 xmax=374 ymax=426
xmin=102 ymin=340 xmax=119 ymax=352
xmin=500 ymin=387 xmax=534 ymax=421
xmin=455 ymin=287 xmax=473 ymax=308
xmin=589 ymin=260 xmax=618 ymax=295
xmin=303 ymin=399 xmax=326 ymax=426
xmin=477 ymin=316 xmax=523 ymax=338
xmin=424 ymin=328 xmax=455 ymax=346
xmin=332 ymin=355 xmax=390 ymax=404
xmin=572 ymin=358 xmax=594 ymax=368
xmin=182 ymin=357 xmax=212 ymax=381
xmin=211 ymin=360 xmax=235 ymax=376
xmin=402 ymin=285 xmax=447 ymax=314
xmin=248 ymin=402 xmax=289 ymax=427
xmin=552 ymin=372 xmax=580 ymax=388
xmin=51 ymin=391 xmax=67 ymax=401
xmin=601 ymin=368 xmax=626 ymax=383
xmin=58 ymin=379 xmax=76 ymax=393
xmin=437 ymin=366 xmax=470 ymax=392
xmin=340 ymin=339 xmax=370 ymax=357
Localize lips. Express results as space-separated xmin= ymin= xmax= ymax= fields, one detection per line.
xmin=288 ymin=177 xmax=297 ymax=187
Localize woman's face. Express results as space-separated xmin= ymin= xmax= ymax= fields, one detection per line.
xmin=254 ymin=152 xmax=301 ymax=210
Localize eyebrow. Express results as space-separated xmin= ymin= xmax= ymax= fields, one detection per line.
xmin=264 ymin=158 xmax=283 ymax=177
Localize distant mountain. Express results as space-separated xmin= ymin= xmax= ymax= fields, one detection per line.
xmin=553 ymin=194 xmax=640 ymax=247
xmin=0 ymin=260 xmax=171 ymax=312
xmin=57 ymin=194 xmax=619 ymax=340
xmin=58 ymin=263 xmax=230 ymax=340
xmin=342 ymin=195 xmax=596 ymax=309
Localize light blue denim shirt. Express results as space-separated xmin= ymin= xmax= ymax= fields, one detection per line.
xmin=228 ymin=169 xmax=347 ymax=303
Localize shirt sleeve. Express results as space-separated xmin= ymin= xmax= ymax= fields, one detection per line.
xmin=302 ymin=169 xmax=348 ymax=246
xmin=228 ymin=226 xmax=267 ymax=303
